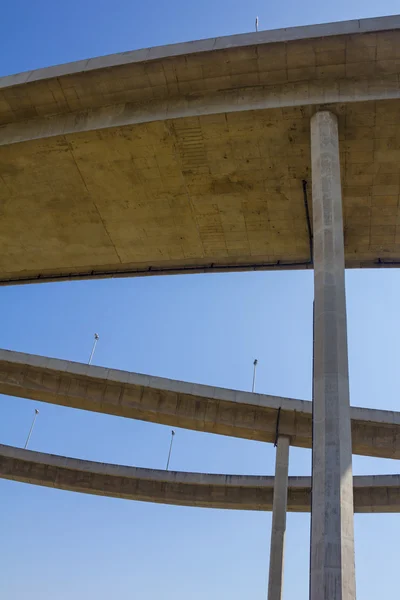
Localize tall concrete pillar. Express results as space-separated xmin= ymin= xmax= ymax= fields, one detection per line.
xmin=310 ymin=111 xmax=356 ymax=600
xmin=267 ymin=435 xmax=290 ymax=600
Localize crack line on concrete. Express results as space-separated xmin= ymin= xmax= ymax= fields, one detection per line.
xmin=67 ymin=141 xmax=123 ymax=264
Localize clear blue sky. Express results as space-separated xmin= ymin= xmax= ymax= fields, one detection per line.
xmin=0 ymin=1 xmax=399 ymax=599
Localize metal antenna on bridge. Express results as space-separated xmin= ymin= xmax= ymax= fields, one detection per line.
xmin=252 ymin=359 xmax=258 ymax=393
xmin=24 ymin=408 xmax=39 ymax=449
xmin=166 ymin=430 xmax=175 ymax=470
xmin=88 ymin=333 xmax=99 ymax=365
xmin=255 ymin=16 xmax=259 ymax=32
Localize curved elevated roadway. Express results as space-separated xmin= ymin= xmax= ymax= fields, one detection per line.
xmin=0 ymin=349 xmax=399 ymax=459
xmin=2 ymin=16 xmax=400 ymax=284
xmin=0 ymin=444 xmax=398 ymax=513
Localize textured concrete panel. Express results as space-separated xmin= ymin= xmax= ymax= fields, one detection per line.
xmin=311 ymin=111 xmax=355 ymax=600
xmin=2 ymin=101 xmax=400 ymax=284
xmin=0 ymin=349 xmax=399 ymax=458
xmin=0 ymin=445 xmax=398 ymax=512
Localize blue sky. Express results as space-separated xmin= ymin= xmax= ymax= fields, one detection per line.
xmin=1 ymin=1 xmax=400 ymax=599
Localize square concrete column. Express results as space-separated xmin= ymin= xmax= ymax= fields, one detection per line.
xmin=267 ymin=435 xmax=290 ymax=600
xmin=310 ymin=111 xmax=356 ymax=600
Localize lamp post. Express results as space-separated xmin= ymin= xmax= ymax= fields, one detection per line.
xmin=252 ymin=359 xmax=258 ymax=393
xmin=88 ymin=333 xmax=99 ymax=365
xmin=24 ymin=408 xmax=39 ymax=449
xmin=166 ymin=430 xmax=175 ymax=470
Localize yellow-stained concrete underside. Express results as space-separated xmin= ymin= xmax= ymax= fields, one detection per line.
xmin=1 ymin=100 xmax=400 ymax=282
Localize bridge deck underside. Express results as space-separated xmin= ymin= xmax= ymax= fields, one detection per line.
xmin=2 ymin=22 xmax=400 ymax=283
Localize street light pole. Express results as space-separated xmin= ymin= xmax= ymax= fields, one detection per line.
xmin=24 ymin=408 xmax=39 ymax=449
xmin=88 ymin=333 xmax=99 ymax=365
xmin=252 ymin=359 xmax=258 ymax=393
xmin=166 ymin=430 xmax=175 ymax=470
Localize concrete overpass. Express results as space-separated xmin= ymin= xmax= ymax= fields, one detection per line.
xmin=1 ymin=15 xmax=400 ymax=285
xmin=0 ymin=349 xmax=399 ymax=459
xmin=1 ymin=444 xmax=398 ymax=513
xmin=2 ymin=13 xmax=400 ymax=600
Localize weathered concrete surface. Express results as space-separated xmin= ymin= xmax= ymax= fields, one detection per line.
xmin=268 ymin=436 xmax=290 ymax=600
xmin=0 ymin=349 xmax=399 ymax=458
xmin=1 ymin=17 xmax=400 ymax=284
xmin=0 ymin=444 xmax=399 ymax=512
xmin=311 ymin=110 xmax=355 ymax=600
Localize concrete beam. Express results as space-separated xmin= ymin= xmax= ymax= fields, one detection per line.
xmin=0 ymin=349 xmax=398 ymax=459
xmin=2 ymin=76 xmax=400 ymax=146
xmin=0 ymin=444 xmax=399 ymax=512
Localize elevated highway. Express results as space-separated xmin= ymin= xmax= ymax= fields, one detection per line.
xmin=1 ymin=16 xmax=400 ymax=284
xmin=1 ymin=444 xmax=398 ymax=513
xmin=2 ymin=15 xmax=400 ymax=596
xmin=0 ymin=348 xmax=398 ymax=459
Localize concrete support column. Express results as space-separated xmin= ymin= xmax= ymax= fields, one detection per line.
xmin=310 ymin=111 xmax=356 ymax=600
xmin=267 ymin=435 xmax=290 ymax=600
